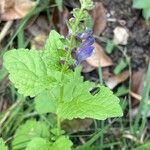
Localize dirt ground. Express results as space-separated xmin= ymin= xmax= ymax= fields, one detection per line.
xmin=102 ymin=0 xmax=150 ymax=70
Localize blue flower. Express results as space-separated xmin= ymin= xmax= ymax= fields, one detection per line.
xmin=76 ymin=29 xmax=95 ymax=64
xmin=78 ymin=29 xmax=93 ymax=40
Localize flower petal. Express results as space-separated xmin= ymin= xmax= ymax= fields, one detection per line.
xmin=77 ymin=45 xmax=94 ymax=63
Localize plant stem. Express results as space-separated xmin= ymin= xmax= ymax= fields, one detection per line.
xmin=56 ymin=7 xmax=84 ymax=136
xmin=59 ymin=8 xmax=84 ymax=100
xmin=57 ymin=115 xmax=61 ymax=136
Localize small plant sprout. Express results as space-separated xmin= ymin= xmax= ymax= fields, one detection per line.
xmin=3 ymin=0 xmax=123 ymax=149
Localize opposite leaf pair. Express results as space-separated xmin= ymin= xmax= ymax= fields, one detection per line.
xmin=3 ymin=30 xmax=123 ymax=121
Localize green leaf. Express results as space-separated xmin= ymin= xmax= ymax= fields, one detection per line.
xmin=133 ymin=0 xmax=150 ymax=20
xmin=114 ymin=59 xmax=128 ymax=75
xmin=26 ymin=137 xmax=51 ymax=150
xmin=133 ymin=0 xmax=150 ymax=9
xmin=45 ymin=30 xmax=65 ymax=53
xmin=84 ymin=14 xmax=93 ymax=29
xmin=26 ymin=135 xmax=72 ymax=150
xmin=76 ymin=147 xmax=95 ymax=150
xmin=35 ymin=90 xmax=57 ymax=114
xmin=0 ymin=138 xmax=8 ymax=150
xmin=50 ymin=136 xmax=73 ymax=150
xmin=143 ymin=7 xmax=150 ymax=20
xmin=72 ymin=8 xmax=89 ymax=21
xmin=55 ymin=0 xmax=63 ymax=12
xmin=12 ymin=120 xmax=50 ymax=150
xmin=58 ymin=68 xmax=123 ymax=120
xmin=115 ymin=85 xmax=129 ymax=97
xmin=71 ymin=8 xmax=93 ymax=32
xmin=43 ymin=30 xmax=70 ymax=72
xmin=3 ymin=49 xmax=56 ymax=97
xmin=133 ymin=142 xmax=150 ymax=150
xmin=106 ymin=40 xmax=115 ymax=54
xmin=80 ymin=0 xmax=94 ymax=10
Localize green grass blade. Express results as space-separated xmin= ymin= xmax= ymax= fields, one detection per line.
xmin=133 ymin=62 xmax=150 ymax=133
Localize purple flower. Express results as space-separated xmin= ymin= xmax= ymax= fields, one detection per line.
xmin=76 ymin=45 xmax=94 ymax=64
xmin=76 ymin=29 xmax=95 ymax=64
xmin=82 ymin=35 xmax=95 ymax=46
xmin=79 ymin=29 xmax=93 ymax=40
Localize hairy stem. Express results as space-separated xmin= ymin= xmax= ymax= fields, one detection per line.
xmin=56 ymin=7 xmax=84 ymax=137
xmin=56 ymin=115 xmax=61 ymax=136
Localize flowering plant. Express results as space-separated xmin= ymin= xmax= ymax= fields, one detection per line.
xmin=3 ymin=0 xmax=123 ymax=149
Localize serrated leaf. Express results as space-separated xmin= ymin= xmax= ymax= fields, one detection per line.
xmin=26 ymin=137 xmax=51 ymax=150
xmin=45 ymin=30 xmax=65 ymax=53
xmin=72 ymin=8 xmax=89 ymax=21
xmin=3 ymin=49 xmax=56 ymax=97
xmin=12 ymin=120 xmax=49 ymax=150
xmin=71 ymin=9 xmax=92 ymax=33
xmin=80 ymin=0 xmax=94 ymax=10
xmin=0 ymin=138 xmax=8 ymax=150
xmin=35 ymin=90 xmax=57 ymax=114
xmin=57 ymin=68 xmax=123 ymax=120
xmin=43 ymin=30 xmax=70 ymax=72
xmin=50 ymin=136 xmax=73 ymax=150
xmin=58 ymin=86 xmax=123 ymax=120
xmin=84 ymin=14 xmax=93 ymax=29
xmin=34 ymin=70 xmax=76 ymax=114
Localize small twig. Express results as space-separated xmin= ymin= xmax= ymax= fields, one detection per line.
xmin=140 ymin=127 xmax=147 ymax=144
xmin=122 ymin=134 xmax=143 ymax=144
xmin=129 ymin=91 xmax=150 ymax=105
xmin=0 ymin=20 xmax=13 ymax=43
xmin=79 ymin=137 xmax=86 ymax=144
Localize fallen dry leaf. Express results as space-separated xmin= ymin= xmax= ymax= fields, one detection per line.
xmin=31 ymin=34 xmax=47 ymax=50
xmin=131 ymin=98 xmax=150 ymax=118
xmin=60 ymin=7 xmax=69 ymax=35
xmin=62 ymin=119 xmax=93 ymax=133
xmin=52 ymin=6 xmax=69 ymax=36
xmin=0 ymin=0 xmax=15 ymax=14
xmin=129 ymin=91 xmax=150 ymax=105
xmin=86 ymin=42 xmax=113 ymax=68
xmin=81 ymin=61 xmax=95 ymax=73
xmin=102 ymin=68 xmax=112 ymax=81
xmin=105 ymin=70 xmax=129 ymax=89
xmin=91 ymin=2 xmax=107 ymax=36
xmin=131 ymin=68 xmax=147 ymax=106
xmin=27 ymin=15 xmax=50 ymax=37
xmin=132 ymin=69 xmax=146 ymax=96
xmin=0 ymin=0 xmax=36 ymax=21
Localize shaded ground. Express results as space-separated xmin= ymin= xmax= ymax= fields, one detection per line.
xmin=102 ymin=0 xmax=150 ymax=70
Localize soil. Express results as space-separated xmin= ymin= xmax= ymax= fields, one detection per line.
xmin=101 ymin=0 xmax=150 ymax=70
